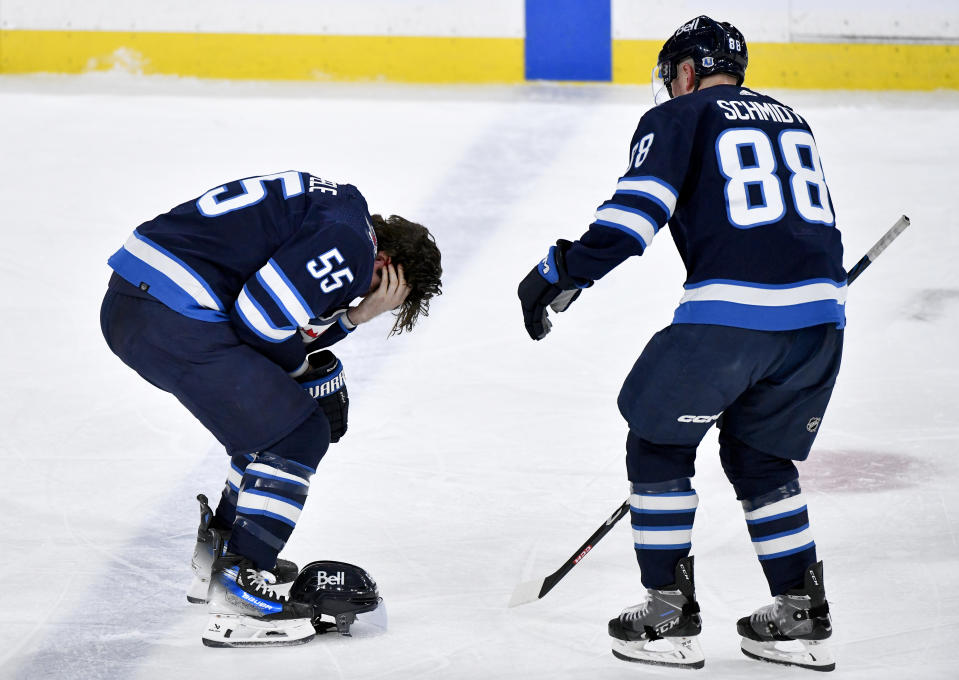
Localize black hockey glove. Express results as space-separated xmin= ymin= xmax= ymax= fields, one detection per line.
xmin=296 ymin=350 xmax=349 ymax=443
xmin=517 ymin=239 xmax=591 ymax=340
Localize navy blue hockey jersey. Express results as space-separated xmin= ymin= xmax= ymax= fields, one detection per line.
xmin=565 ymin=85 xmax=846 ymax=331
xmin=108 ymin=171 xmax=377 ymax=372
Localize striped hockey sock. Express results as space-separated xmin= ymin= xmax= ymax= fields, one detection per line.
xmin=213 ymin=452 xmax=256 ymax=530
xmin=630 ymin=479 xmax=699 ymax=589
xmin=227 ymin=451 xmax=315 ymax=570
xmin=742 ymin=480 xmax=817 ymax=595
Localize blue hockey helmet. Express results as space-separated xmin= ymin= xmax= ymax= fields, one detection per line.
xmin=657 ymin=16 xmax=748 ymax=96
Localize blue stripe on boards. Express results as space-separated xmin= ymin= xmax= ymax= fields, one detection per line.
xmin=525 ymin=0 xmax=611 ymax=81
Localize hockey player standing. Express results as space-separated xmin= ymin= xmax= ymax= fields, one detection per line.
xmin=101 ymin=171 xmax=442 ymax=647
xmin=518 ymin=17 xmax=840 ymax=671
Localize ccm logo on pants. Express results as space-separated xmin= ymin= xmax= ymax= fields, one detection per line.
xmin=677 ymin=413 xmax=721 ymax=424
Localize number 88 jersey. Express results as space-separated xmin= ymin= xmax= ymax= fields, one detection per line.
xmin=564 ymin=84 xmax=846 ymax=331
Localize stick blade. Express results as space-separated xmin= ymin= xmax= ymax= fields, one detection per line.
xmin=508 ymin=578 xmax=546 ymax=607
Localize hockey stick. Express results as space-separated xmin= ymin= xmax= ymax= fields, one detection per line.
xmin=508 ymin=214 xmax=912 ymax=608
xmin=508 ymin=500 xmax=630 ymax=607
xmin=845 ymin=214 xmax=910 ymax=284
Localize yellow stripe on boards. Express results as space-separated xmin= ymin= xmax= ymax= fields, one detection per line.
xmin=1 ymin=29 xmax=954 ymax=89
xmin=0 ymin=30 xmax=525 ymax=83
xmin=612 ymin=39 xmax=957 ymax=91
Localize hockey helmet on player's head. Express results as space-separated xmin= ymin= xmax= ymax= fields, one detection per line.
xmin=289 ymin=561 xmax=383 ymax=635
xmin=657 ymin=16 xmax=747 ymax=98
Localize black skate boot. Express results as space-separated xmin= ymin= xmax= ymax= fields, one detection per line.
xmin=202 ymin=554 xmax=315 ymax=647
xmin=187 ymin=494 xmax=298 ymax=604
xmin=737 ymin=561 xmax=835 ymax=672
xmin=608 ymin=556 xmax=704 ymax=669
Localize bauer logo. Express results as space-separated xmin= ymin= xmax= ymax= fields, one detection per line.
xmin=316 ymin=571 xmax=346 ymax=587
xmin=240 ymin=591 xmax=281 ymax=612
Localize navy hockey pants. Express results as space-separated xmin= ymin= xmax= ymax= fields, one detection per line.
xmin=618 ymin=322 xmax=843 ymax=468
xmin=100 ymin=275 xmax=319 ymax=456
xmin=617 ymin=322 xmax=842 ymax=592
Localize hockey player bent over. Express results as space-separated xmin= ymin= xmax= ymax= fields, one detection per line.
xmin=101 ymin=171 xmax=442 ymax=647
xmin=518 ymin=17 xmax=840 ymax=671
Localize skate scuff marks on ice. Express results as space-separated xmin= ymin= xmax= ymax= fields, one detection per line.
xmin=909 ymin=288 xmax=959 ymax=322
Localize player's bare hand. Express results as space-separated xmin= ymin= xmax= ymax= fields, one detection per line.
xmin=349 ymin=264 xmax=411 ymax=324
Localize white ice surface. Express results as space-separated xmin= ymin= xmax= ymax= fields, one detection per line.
xmin=1 ymin=75 xmax=957 ymax=679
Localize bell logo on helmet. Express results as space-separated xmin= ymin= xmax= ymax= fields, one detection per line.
xmin=657 ymin=15 xmax=749 ymax=95
xmin=675 ymin=17 xmax=700 ymax=35
xmin=315 ymin=570 xmax=346 ymax=586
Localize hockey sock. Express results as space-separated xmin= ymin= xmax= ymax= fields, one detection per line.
xmin=741 ymin=480 xmax=817 ymax=595
xmin=213 ymin=452 xmax=256 ymax=531
xmin=228 ymin=451 xmax=315 ymax=570
xmin=227 ymin=409 xmax=330 ymax=570
xmin=630 ymin=478 xmax=699 ymax=589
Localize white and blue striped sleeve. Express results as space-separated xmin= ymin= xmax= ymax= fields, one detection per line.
xmin=229 ymin=258 xmax=316 ymax=374
xmin=563 ymin=104 xmax=694 ymax=283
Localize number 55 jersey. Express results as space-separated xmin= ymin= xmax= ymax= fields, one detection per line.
xmin=565 ymin=84 xmax=846 ymax=331
xmin=108 ymin=172 xmax=377 ymax=373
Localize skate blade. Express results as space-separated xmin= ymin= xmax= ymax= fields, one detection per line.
xmin=741 ymin=637 xmax=835 ymax=672
xmin=202 ymin=613 xmax=315 ymax=648
xmin=186 ymin=575 xmax=211 ymax=604
xmin=611 ymin=636 xmax=705 ymax=669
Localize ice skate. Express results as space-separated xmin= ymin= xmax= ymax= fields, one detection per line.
xmin=202 ymin=554 xmax=315 ymax=647
xmin=187 ymin=494 xmax=298 ymax=604
xmin=608 ymin=556 xmax=704 ymax=669
xmin=738 ymin=561 xmax=835 ymax=672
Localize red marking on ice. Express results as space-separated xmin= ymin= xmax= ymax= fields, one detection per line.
xmin=803 ymin=450 xmax=934 ymax=493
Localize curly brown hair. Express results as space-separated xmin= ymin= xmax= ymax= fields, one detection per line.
xmin=371 ymin=214 xmax=442 ymax=335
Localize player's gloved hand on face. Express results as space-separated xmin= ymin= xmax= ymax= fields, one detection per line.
xmin=296 ymin=350 xmax=349 ymax=442
xmin=517 ymin=239 xmax=591 ymax=340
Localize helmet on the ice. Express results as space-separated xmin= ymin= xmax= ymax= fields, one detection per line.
xmin=289 ymin=561 xmax=382 ymax=635
xmin=657 ymin=16 xmax=747 ymax=97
